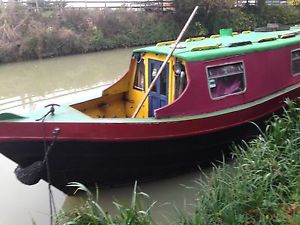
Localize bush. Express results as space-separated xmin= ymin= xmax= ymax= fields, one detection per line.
xmin=0 ymin=6 xmax=181 ymax=62
xmin=0 ymin=3 xmax=300 ymax=63
xmin=262 ymin=5 xmax=300 ymax=25
xmin=209 ymin=9 xmax=257 ymax=33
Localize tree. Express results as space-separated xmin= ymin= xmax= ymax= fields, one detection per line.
xmin=173 ymin=0 xmax=236 ymax=33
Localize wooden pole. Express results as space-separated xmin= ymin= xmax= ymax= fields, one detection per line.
xmin=132 ymin=5 xmax=199 ymax=118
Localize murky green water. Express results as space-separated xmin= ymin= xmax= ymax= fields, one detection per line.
xmin=0 ymin=49 xmax=200 ymax=225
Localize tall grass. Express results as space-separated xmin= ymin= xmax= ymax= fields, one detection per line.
xmin=56 ymin=181 xmax=156 ymax=225
xmin=180 ymin=100 xmax=300 ymax=225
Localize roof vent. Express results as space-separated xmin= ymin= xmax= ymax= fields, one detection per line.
xmin=229 ymin=41 xmax=252 ymax=47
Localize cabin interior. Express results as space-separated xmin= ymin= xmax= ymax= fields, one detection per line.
xmin=71 ymin=52 xmax=188 ymax=119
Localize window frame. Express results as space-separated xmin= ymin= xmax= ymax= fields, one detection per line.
xmin=291 ymin=48 xmax=300 ymax=76
xmin=173 ymin=62 xmax=188 ymax=100
xmin=206 ymin=61 xmax=247 ymax=100
xmin=133 ymin=58 xmax=145 ymax=91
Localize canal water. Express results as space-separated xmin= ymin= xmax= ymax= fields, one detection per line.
xmin=0 ymin=48 xmax=202 ymax=225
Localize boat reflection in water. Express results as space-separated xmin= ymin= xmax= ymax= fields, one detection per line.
xmin=0 ymin=27 xmax=300 ymax=194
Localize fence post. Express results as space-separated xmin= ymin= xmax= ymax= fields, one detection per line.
xmin=35 ymin=0 xmax=40 ymax=12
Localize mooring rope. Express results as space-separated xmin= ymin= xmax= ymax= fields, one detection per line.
xmin=40 ymin=104 xmax=60 ymax=225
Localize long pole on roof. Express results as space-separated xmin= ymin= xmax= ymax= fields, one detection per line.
xmin=132 ymin=5 xmax=199 ymax=118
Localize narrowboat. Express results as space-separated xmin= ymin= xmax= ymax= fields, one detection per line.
xmin=0 ymin=26 xmax=300 ymax=193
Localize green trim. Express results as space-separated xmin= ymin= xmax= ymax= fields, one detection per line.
xmin=134 ymin=29 xmax=300 ymax=62
xmin=0 ymin=113 xmax=26 ymax=121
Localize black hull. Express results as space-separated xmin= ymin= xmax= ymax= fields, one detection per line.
xmin=0 ymin=123 xmax=258 ymax=194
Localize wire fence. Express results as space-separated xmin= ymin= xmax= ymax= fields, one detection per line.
xmin=1 ymin=0 xmax=175 ymax=11
xmin=237 ymin=0 xmax=287 ymax=6
xmin=0 ymin=0 xmax=289 ymax=11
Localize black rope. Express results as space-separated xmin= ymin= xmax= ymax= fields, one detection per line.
xmin=15 ymin=104 xmax=60 ymax=224
xmin=40 ymin=104 xmax=60 ymax=225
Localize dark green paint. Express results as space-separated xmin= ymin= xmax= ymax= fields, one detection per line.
xmin=0 ymin=113 xmax=25 ymax=121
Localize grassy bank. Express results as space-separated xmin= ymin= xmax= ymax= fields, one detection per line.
xmin=1 ymin=3 xmax=300 ymax=64
xmin=56 ymin=100 xmax=300 ymax=225
xmin=0 ymin=4 xmax=180 ymax=63
xmin=180 ymin=100 xmax=300 ymax=225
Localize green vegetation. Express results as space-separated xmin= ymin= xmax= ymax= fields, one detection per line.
xmin=180 ymin=100 xmax=300 ymax=225
xmin=0 ymin=4 xmax=180 ymax=63
xmin=56 ymin=100 xmax=300 ymax=225
xmin=56 ymin=182 xmax=156 ymax=225
xmin=174 ymin=0 xmax=300 ymax=34
xmin=0 ymin=2 xmax=300 ymax=63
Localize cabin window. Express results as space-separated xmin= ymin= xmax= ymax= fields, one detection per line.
xmin=133 ymin=58 xmax=145 ymax=91
xmin=150 ymin=62 xmax=168 ymax=96
xmin=292 ymin=49 xmax=300 ymax=76
xmin=174 ymin=62 xmax=187 ymax=99
xmin=160 ymin=69 xmax=167 ymax=96
xmin=207 ymin=62 xmax=246 ymax=99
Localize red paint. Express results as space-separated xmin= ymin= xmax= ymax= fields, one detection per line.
xmin=1 ymin=45 xmax=300 ymax=144
xmin=1 ymin=86 xmax=299 ymax=143
xmin=156 ymin=44 xmax=300 ymax=118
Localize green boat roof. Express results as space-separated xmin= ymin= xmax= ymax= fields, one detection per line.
xmin=134 ymin=27 xmax=300 ymax=62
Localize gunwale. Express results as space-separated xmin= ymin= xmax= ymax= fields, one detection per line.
xmin=1 ymin=80 xmax=300 ymax=125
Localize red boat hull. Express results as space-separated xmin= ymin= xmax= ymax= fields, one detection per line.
xmin=0 ymin=123 xmax=256 ymax=194
xmin=0 ymin=86 xmax=299 ymax=193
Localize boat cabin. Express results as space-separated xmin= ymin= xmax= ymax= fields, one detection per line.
xmin=72 ymin=27 xmax=300 ymax=119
